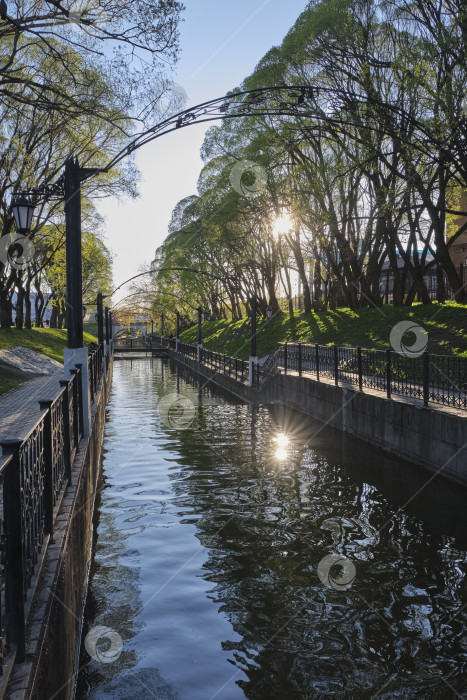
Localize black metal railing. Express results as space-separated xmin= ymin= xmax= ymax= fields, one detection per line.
xmin=272 ymin=343 xmax=467 ymax=410
xmin=0 ymin=340 xmax=111 ymax=669
xmin=113 ymin=336 xmax=171 ymax=351
xmin=88 ymin=343 xmax=104 ymax=403
xmin=177 ymin=341 xmax=197 ymax=360
xmin=172 ymin=339 xmax=467 ymax=411
xmin=200 ymin=347 xmax=249 ymax=383
xmin=175 ymin=342 xmax=250 ymax=384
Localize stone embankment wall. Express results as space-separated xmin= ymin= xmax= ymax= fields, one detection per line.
xmin=170 ymin=351 xmax=467 ymax=487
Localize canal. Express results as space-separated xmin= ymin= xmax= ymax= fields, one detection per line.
xmin=76 ymin=357 xmax=467 ymax=699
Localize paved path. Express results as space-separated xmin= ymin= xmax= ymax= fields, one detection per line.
xmin=0 ymin=369 xmax=63 ymax=448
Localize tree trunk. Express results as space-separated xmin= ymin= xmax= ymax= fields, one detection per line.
xmin=288 ymin=232 xmax=312 ymax=313
xmin=24 ymin=277 xmax=32 ymax=328
xmin=15 ymin=277 xmax=24 ymax=329
xmin=50 ymin=296 xmax=60 ymax=328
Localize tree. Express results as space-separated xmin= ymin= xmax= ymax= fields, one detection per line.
xmin=0 ymin=0 xmax=184 ymax=125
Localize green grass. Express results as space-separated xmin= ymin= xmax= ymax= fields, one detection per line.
xmin=83 ymin=321 xmax=99 ymax=338
xmin=0 ymin=327 xmax=98 ymax=363
xmin=0 ymin=362 xmax=26 ymax=396
xmin=0 ymin=327 xmax=99 ymax=395
xmin=179 ymin=302 xmax=467 ymax=359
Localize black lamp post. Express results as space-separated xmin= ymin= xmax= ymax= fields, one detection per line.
xmin=176 ymin=310 xmax=180 ymax=339
xmin=160 ymin=313 xmax=164 ymax=339
xmin=197 ymin=307 xmax=202 ymax=345
xmin=249 ymin=295 xmax=257 ymax=357
xmin=105 ymin=307 xmax=110 ymax=344
xmin=97 ymin=292 xmax=104 ymax=345
xmin=64 ymin=158 xmax=97 ymax=349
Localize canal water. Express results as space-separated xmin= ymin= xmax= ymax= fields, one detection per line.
xmin=76 ymin=358 xmax=467 ymax=699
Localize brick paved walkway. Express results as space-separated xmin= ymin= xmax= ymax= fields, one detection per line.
xmin=0 ymin=369 xmax=63 ymax=447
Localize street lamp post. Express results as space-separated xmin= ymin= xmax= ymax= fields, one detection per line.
xmin=250 ymin=295 xmax=257 ymax=358
xmin=197 ymin=307 xmax=202 ymax=361
xmin=249 ymin=295 xmax=258 ymax=387
xmin=105 ymin=307 xmax=110 ymax=344
xmin=64 ymin=158 xmax=84 ymax=349
xmin=160 ymin=313 xmax=164 ymax=342
xmin=197 ymin=307 xmax=202 ymax=344
xmin=176 ymin=310 xmax=180 ymax=351
xmin=97 ymin=292 xmax=104 ymax=345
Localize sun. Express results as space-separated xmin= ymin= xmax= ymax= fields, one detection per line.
xmin=273 ymin=212 xmax=293 ymax=239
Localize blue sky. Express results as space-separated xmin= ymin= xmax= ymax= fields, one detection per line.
xmin=102 ymin=0 xmax=309 ymax=300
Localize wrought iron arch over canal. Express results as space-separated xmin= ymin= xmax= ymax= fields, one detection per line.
xmin=12 ymin=81 xmax=425 ymax=353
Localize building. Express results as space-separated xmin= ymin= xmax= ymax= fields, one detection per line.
xmin=448 ymin=190 xmax=467 ymax=283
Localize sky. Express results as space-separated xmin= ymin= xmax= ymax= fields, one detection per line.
xmin=100 ymin=0 xmax=309 ymax=302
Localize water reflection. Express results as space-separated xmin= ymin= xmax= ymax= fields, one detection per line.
xmin=77 ymin=358 xmax=467 ymax=699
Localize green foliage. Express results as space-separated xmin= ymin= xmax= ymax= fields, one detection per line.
xmin=180 ymin=303 xmax=467 ymax=359
xmin=148 ymin=0 xmax=467 ymax=328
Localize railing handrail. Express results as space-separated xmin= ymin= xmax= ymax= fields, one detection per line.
xmin=172 ymin=339 xmax=467 ymax=410
xmin=279 ymin=340 xmax=465 ymax=362
xmin=0 ymin=340 xmax=112 ymax=671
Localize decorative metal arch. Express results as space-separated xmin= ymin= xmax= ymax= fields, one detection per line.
xmin=18 ymin=84 xmax=322 ymax=199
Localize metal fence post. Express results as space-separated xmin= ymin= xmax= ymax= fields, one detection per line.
xmin=357 ymin=346 xmax=363 ymax=391
xmin=1 ymin=441 xmax=26 ymax=662
xmin=59 ymin=382 xmax=72 ymax=484
xmin=39 ymin=401 xmax=54 ymax=537
xmin=333 ymin=345 xmax=339 ymax=386
xmin=386 ymin=349 xmax=392 ymax=399
xmin=298 ymin=343 xmax=302 ymax=377
xmin=284 ymin=343 xmax=288 ymax=375
xmin=423 ymin=352 xmax=430 ymax=407
xmin=315 ymin=344 xmax=320 ymax=381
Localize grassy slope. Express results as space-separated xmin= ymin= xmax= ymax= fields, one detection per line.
xmin=179 ymin=302 xmax=467 ymax=360
xmin=0 ymin=325 xmax=98 ymax=395
xmin=0 ymin=361 xmax=27 ymax=395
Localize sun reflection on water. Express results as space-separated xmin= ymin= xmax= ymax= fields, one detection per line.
xmin=274 ymin=433 xmax=289 ymax=460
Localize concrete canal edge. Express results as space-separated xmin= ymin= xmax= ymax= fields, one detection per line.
xmin=5 ymin=358 xmax=113 ymax=700
xmin=170 ymin=350 xmax=467 ymax=488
